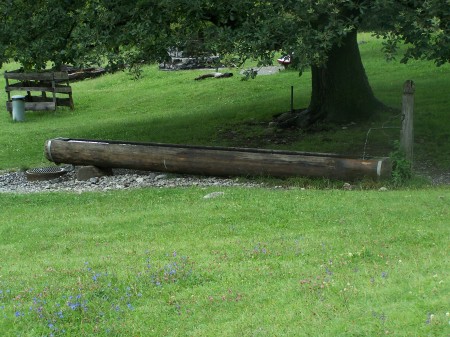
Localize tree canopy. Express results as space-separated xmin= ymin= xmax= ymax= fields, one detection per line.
xmin=1 ymin=0 xmax=448 ymax=123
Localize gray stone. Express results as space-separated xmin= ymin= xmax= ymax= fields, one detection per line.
xmin=203 ymin=192 xmax=225 ymax=199
xmin=89 ymin=177 xmax=99 ymax=184
xmin=76 ymin=166 xmax=113 ymax=181
xmin=343 ymin=183 xmax=352 ymax=190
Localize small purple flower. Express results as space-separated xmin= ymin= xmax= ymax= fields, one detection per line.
xmin=68 ymin=302 xmax=80 ymax=310
xmin=381 ymin=272 xmax=388 ymax=279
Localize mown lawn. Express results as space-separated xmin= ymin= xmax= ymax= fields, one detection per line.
xmin=0 ymin=33 xmax=449 ymax=171
xmin=0 ymin=188 xmax=449 ymax=336
xmin=0 ymin=32 xmax=449 ymax=336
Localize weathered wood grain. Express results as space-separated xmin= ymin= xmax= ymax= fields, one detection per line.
xmin=45 ymin=138 xmax=392 ymax=180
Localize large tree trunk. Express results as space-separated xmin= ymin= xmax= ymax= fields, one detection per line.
xmin=300 ymin=29 xmax=383 ymax=126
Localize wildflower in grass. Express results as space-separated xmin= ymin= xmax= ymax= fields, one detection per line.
xmin=426 ymin=313 xmax=434 ymax=324
xmin=68 ymin=301 xmax=80 ymax=310
xmin=127 ymin=303 xmax=134 ymax=310
xmin=14 ymin=311 xmax=23 ymax=317
xmin=81 ymin=301 xmax=89 ymax=312
xmin=372 ymin=311 xmax=387 ymax=325
xmin=381 ymin=272 xmax=388 ymax=279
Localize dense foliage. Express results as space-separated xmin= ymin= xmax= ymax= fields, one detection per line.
xmin=1 ymin=1 xmax=448 ymax=122
xmin=1 ymin=1 xmax=448 ymax=70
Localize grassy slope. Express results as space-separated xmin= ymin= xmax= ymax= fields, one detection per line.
xmin=0 ymin=33 xmax=449 ymax=171
xmin=0 ymin=33 xmax=449 ymax=335
xmin=0 ymin=188 xmax=449 ymax=336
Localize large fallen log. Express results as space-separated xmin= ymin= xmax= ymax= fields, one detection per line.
xmin=44 ymin=138 xmax=391 ymax=180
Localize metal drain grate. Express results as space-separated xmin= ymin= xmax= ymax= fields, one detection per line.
xmin=26 ymin=166 xmax=69 ymax=182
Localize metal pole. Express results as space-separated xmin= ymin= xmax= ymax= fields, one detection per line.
xmin=290 ymin=86 xmax=294 ymax=113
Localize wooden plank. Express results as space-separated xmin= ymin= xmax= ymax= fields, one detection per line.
xmin=4 ymin=71 xmax=69 ymax=81
xmin=6 ymin=85 xmax=55 ymax=92
xmin=6 ymin=85 xmax=72 ymax=93
xmin=4 ymin=72 xmax=54 ymax=81
xmin=6 ymin=101 xmax=56 ymax=112
xmin=45 ymin=138 xmax=392 ymax=180
xmin=53 ymin=72 xmax=70 ymax=80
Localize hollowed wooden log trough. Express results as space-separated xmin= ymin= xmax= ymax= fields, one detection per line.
xmin=44 ymin=138 xmax=391 ymax=180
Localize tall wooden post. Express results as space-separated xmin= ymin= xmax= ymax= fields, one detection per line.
xmin=401 ymin=80 xmax=415 ymax=164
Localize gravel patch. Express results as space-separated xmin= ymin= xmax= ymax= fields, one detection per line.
xmin=414 ymin=163 xmax=450 ymax=186
xmin=0 ymin=167 xmax=263 ymax=194
xmin=0 ymin=163 xmax=447 ymax=194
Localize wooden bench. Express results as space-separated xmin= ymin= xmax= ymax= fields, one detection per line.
xmin=5 ymin=70 xmax=74 ymax=113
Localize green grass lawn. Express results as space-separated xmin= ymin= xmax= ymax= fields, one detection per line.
xmin=0 ymin=33 xmax=449 ymax=336
xmin=1 ymin=188 xmax=449 ymax=336
xmin=0 ymin=33 xmax=449 ymax=171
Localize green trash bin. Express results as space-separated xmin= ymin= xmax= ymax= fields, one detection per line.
xmin=12 ymin=95 xmax=26 ymax=122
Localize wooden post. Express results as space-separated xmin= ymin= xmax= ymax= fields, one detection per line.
xmin=401 ymin=80 xmax=415 ymax=163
